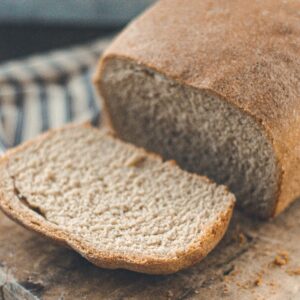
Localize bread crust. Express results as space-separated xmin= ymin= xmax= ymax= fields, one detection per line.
xmin=0 ymin=125 xmax=234 ymax=274
xmin=94 ymin=0 xmax=300 ymax=218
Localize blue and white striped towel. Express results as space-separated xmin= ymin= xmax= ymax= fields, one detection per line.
xmin=0 ymin=38 xmax=111 ymax=154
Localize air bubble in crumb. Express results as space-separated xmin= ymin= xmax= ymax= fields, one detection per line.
xmin=46 ymin=172 xmax=55 ymax=181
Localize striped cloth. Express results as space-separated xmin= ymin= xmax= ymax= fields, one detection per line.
xmin=0 ymin=38 xmax=111 ymax=154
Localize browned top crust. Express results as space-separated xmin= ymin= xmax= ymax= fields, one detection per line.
xmin=95 ymin=0 xmax=300 ymax=216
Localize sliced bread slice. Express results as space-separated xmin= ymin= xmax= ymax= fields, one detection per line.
xmin=0 ymin=125 xmax=234 ymax=274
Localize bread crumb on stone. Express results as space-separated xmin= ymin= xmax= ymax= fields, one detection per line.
xmin=286 ymin=267 xmax=300 ymax=276
xmin=238 ymin=232 xmax=247 ymax=244
xmin=167 ymin=290 xmax=174 ymax=298
xmin=273 ymin=251 xmax=289 ymax=266
xmin=254 ymin=275 xmax=263 ymax=287
xmin=223 ymin=284 xmax=229 ymax=294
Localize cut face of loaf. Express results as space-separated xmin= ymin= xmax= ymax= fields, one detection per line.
xmin=98 ymin=59 xmax=279 ymax=218
xmin=0 ymin=125 xmax=234 ymax=274
xmin=95 ymin=0 xmax=300 ymax=219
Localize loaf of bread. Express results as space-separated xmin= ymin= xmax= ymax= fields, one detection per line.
xmin=0 ymin=125 xmax=234 ymax=274
xmin=95 ymin=0 xmax=300 ymax=219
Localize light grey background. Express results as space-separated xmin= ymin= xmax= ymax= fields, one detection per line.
xmin=0 ymin=0 xmax=155 ymax=26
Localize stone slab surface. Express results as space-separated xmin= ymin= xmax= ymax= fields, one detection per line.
xmin=1 ymin=200 xmax=300 ymax=299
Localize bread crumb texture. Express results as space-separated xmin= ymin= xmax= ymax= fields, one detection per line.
xmin=4 ymin=126 xmax=233 ymax=259
xmin=100 ymin=58 xmax=279 ymax=218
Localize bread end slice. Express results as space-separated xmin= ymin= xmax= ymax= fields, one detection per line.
xmin=0 ymin=125 xmax=234 ymax=274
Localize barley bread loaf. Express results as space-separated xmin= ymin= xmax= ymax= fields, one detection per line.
xmin=95 ymin=0 xmax=300 ymax=219
xmin=0 ymin=125 xmax=234 ymax=274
